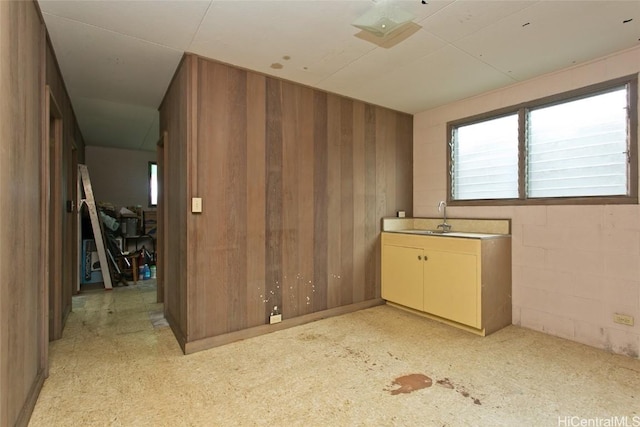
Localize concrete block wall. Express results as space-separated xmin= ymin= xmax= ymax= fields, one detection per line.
xmin=413 ymin=46 xmax=640 ymax=358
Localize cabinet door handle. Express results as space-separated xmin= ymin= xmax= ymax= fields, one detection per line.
xmin=424 ymin=255 xmax=428 ymax=261
xmin=418 ymin=255 xmax=422 ymax=260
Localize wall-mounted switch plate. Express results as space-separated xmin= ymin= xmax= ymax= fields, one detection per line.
xmin=613 ymin=313 xmax=634 ymax=326
xmin=191 ymin=197 xmax=202 ymax=213
xmin=269 ymin=314 xmax=282 ymax=324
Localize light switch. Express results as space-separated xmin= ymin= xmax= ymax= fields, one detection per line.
xmin=191 ymin=197 xmax=203 ymax=213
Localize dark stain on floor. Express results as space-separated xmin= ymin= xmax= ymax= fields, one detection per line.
xmin=435 ymin=377 xmax=482 ymax=405
xmin=436 ymin=378 xmax=454 ymax=389
xmin=389 ymin=374 xmax=433 ymax=395
xmin=386 ymin=376 xmax=482 ymax=405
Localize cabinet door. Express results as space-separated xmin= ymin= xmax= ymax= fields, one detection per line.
xmin=423 ymin=250 xmax=478 ymax=328
xmin=382 ymin=244 xmax=424 ymax=311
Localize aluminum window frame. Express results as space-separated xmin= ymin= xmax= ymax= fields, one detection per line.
xmin=446 ymin=75 xmax=638 ymax=206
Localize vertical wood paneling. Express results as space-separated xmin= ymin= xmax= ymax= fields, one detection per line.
xmin=225 ymin=67 xmax=248 ymax=332
xmin=374 ymin=106 xmax=393 ymax=297
xmin=161 ymin=55 xmax=412 ymax=351
xmin=297 ymin=86 xmax=315 ymax=316
xmin=396 ymin=114 xmax=413 ymax=216
xmin=246 ymin=73 xmax=267 ymax=328
xmin=312 ymin=91 xmax=328 ymax=313
xmin=0 ymin=1 xmax=47 ymax=425
xmin=281 ymin=81 xmax=299 ymax=318
xmin=159 ymin=55 xmax=190 ymax=345
xmin=45 ymin=41 xmax=72 ymax=341
xmin=195 ymin=60 xmax=229 ymax=338
xmin=340 ymin=98 xmax=354 ymax=307
xmin=265 ymin=77 xmax=284 ymax=321
xmin=364 ymin=104 xmax=378 ymax=301
xmin=193 ymin=60 xmax=252 ymax=338
xmin=352 ymin=101 xmax=366 ymax=303
xmin=326 ymin=94 xmax=342 ymax=309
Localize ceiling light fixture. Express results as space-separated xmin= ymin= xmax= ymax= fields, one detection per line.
xmin=352 ymin=0 xmax=416 ymax=38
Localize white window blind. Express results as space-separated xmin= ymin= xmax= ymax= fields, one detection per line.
xmin=452 ymin=114 xmax=519 ymax=200
xmin=527 ymin=88 xmax=628 ymax=198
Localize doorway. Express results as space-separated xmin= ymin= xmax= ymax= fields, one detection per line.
xmin=47 ymin=88 xmax=63 ymax=340
xmin=46 ymin=87 xmax=76 ymax=341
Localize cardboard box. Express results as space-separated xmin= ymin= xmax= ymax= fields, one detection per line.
xmin=144 ymin=210 xmax=157 ymax=235
xmin=81 ymin=239 xmax=103 ymax=284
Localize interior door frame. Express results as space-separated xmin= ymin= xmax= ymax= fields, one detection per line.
xmin=46 ymin=86 xmax=64 ymax=341
xmin=157 ymin=131 xmax=166 ymax=303
xmin=65 ymin=142 xmax=78 ymax=299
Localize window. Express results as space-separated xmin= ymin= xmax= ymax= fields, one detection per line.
xmin=149 ymin=162 xmax=158 ymax=207
xmin=448 ymin=76 xmax=637 ymax=205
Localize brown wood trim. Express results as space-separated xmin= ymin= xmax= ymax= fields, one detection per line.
xmin=47 ymin=88 xmax=64 ymax=341
xmin=189 ymin=55 xmax=199 ymax=196
xmin=156 ymin=131 xmax=166 ymax=303
xmin=14 ymin=369 xmax=46 ymax=427
xmin=165 ymin=309 xmax=187 ymax=354
xmin=627 ymin=76 xmax=638 ymax=203
xmin=40 ymin=31 xmax=50 ymax=378
xmin=184 ymin=298 xmax=385 ymax=355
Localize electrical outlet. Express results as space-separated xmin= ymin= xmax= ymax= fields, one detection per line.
xmin=613 ymin=313 xmax=634 ymax=326
xmin=269 ymin=314 xmax=282 ymax=324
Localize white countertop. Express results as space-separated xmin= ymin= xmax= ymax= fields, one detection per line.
xmin=385 ymin=229 xmax=507 ymax=239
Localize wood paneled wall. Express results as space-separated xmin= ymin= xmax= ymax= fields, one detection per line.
xmin=160 ymin=54 xmax=412 ymax=352
xmin=45 ymin=37 xmax=84 ymax=339
xmin=0 ymin=2 xmax=47 ymax=425
xmin=159 ymin=56 xmax=191 ymax=342
xmin=1 ymin=1 xmax=86 ymax=423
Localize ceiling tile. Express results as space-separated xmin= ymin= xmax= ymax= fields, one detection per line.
xmin=316 ymin=29 xmax=446 ymax=93
xmin=73 ymin=96 xmax=158 ymax=149
xmin=39 ymin=0 xmax=211 ymax=50
xmin=189 ymin=1 xmax=387 ymax=85
xmin=421 ymin=0 xmax=537 ymax=42
xmin=43 ymin=13 xmax=183 ymax=107
xmin=455 ymin=1 xmax=640 ymax=81
xmin=36 ymin=0 xmax=640 ymax=151
xmin=321 ymin=44 xmax=516 ymax=113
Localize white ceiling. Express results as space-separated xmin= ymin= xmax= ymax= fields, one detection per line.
xmin=38 ymin=0 xmax=640 ymax=152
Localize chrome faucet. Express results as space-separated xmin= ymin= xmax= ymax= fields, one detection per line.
xmin=437 ymin=201 xmax=451 ymax=232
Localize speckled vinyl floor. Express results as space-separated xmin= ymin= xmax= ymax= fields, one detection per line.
xmin=30 ymin=281 xmax=639 ymax=427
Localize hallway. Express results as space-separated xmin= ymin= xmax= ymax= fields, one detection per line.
xmin=30 ymin=283 xmax=640 ymax=426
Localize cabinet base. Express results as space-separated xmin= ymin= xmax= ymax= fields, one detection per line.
xmin=386 ymin=301 xmax=490 ymax=336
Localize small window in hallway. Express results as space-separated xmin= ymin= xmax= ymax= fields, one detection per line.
xmin=149 ymin=161 xmax=157 ymax=207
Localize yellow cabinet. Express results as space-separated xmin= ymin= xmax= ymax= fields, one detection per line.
xmin=381 ymin=244 xmax=425 ymax=311
xmin=381 ymin=232 xmax=511 ymax=336
xmin=423 ymin=249 xmax=478 ymax=328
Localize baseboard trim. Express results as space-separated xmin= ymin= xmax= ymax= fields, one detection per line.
xmin=15 ymin=368 xmax=46 ymax=427
xmin=184 ymin=299 xmax=385 ymax=355
xmin=165 ymin=309 xmax=187 ymax=354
